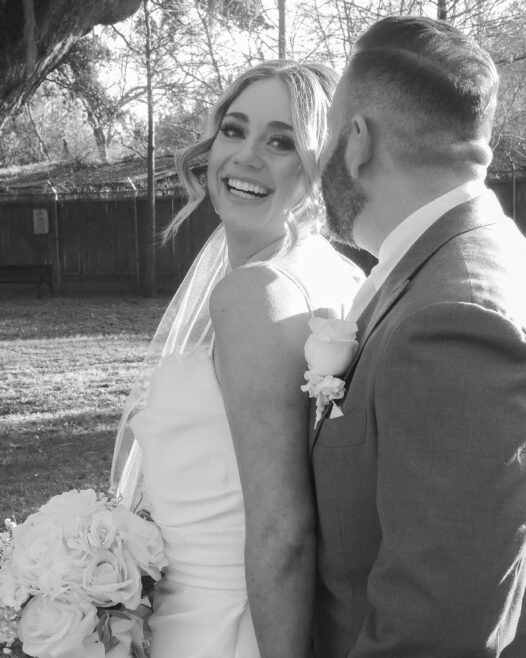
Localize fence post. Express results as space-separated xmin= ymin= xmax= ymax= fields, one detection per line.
xmin=47 ymin=181 xmax=61 ymax=294
xmin=127 ymin=178 xmax=140 ymax=293
xmin=512 ymin=167 xmax=517 ymax=221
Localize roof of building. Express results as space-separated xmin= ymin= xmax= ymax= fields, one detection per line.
xmin=0 ymin=154 xmax=184 ymax=200
xmin=0 ymin=146 xmax=524 ymax=202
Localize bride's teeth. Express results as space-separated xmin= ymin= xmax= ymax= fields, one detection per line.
xmin=227 ymin=178 xmax=269 ymax=196
xmin=231 ymin=189 xmax=256 ymax=199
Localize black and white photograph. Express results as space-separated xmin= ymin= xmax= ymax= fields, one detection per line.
xmin=1 ymin=1 xmax=526 ymax=656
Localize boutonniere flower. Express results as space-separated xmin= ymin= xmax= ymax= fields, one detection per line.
xmin=300 ymin=316 xmax=359 ymax=428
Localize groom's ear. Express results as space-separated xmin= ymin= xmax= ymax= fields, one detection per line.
xmin=345 ymin=115 xmax=372 ymax=179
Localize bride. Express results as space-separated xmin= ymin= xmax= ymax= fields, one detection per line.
xmin=111 ymin=60 xmax=363 ymax=658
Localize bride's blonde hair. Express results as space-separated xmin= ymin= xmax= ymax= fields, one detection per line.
xmin=164 ymin=60 xmax=339 ymax=249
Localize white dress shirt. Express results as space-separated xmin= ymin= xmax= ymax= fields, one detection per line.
xmin=347 ymin=180 xmax=495 ymax=322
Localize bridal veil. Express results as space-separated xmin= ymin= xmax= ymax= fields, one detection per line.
xmin=110 ymin=225 xmax=229 ymax=508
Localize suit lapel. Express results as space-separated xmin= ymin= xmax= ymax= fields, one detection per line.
xmin=309 ymin=193 xmax=508 ymax=452
xmin=307 ymin=281 xmax=410 ymax=452
xmin=352 ymin=279 xmax=411 ymax=369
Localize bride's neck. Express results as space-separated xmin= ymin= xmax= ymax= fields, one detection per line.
xmin=226 ymin=230 xmax=286 ymax=268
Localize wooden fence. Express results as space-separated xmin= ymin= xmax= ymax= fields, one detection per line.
xmin=0 ymin=192 xmax=220 ymax=295
xmin=486 ymin=177 xmax=526 ymax=235
xmin=0 ymin=176 xmax=525 ymax=295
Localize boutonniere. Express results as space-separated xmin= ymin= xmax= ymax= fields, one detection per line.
xmin=300 ymin=316 xmax=359 ymax=428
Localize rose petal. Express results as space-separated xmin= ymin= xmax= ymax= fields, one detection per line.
xmin=308 ymin=317 xmax=357 ymax=342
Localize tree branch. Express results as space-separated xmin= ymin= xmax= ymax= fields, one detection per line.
xmin=496 ymin=53 xmax=526 ymax=65
xmin=22 ymin=0 xmax=37 ymax=72
xmin=26 ymin=102 xmax=51 ymax=160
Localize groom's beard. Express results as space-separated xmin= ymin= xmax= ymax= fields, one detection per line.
xmin=321 ymin=136 xmax=367 ymax=248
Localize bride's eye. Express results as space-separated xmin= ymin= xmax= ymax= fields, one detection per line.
xmin=268 ymin=134 xmax=295 ymax=152
xmin=219 ymin=123 xmax=244 ymax=139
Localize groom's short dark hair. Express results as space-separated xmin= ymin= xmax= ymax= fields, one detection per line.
xmin=342 ymin=15 xmax=499 ymax=169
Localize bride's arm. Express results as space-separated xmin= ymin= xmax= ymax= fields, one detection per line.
xmin=210 ymin=264 xmax=315 ymax=658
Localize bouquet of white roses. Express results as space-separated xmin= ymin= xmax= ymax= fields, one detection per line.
xmin=0 ymin=489 xmax=167 ymax=658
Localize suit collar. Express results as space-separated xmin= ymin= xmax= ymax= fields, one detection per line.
xmin=377 ymin=179 xmax=487 ymax=269
xmin=358 ymin=192 xmax=505 ymax=345
xmin=310 ymin=193 xmax=507 ymax=450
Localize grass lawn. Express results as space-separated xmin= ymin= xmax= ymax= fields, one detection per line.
xmin=0 ymin=295 xmax=169 ymax=524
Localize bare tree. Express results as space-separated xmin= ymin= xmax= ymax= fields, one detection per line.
xmin=46 ymin=36 xmax=126 ymax=162
xmin=144 ymin=0 xmax=156 ymax=297
xmin=278 ymin=0 xmax=287 ymax=58
xmin=437 ymin=0 xmax=448 ymax=19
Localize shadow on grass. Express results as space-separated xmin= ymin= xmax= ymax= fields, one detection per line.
xmin=0 ymin=409 xmax=120 ymax=523
xmin=0 ymin=296 xmax=168 ymax=340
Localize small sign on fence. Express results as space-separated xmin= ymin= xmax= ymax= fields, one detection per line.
xmin=33 ymin=209 xmax=49 ymax=234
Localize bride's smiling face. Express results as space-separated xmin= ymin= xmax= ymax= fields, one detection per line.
xmin=207 ymin=77 xmax=304 ymax=239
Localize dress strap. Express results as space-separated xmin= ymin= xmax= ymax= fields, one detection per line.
xmin=208 ymin=331 xmax=215 ymax=356
xmin=185 ymin=316 xmax=215 ymax=356
xmin=264 ymin=263 xmax=315 ymax=319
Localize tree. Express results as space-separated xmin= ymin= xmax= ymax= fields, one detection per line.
xmin=47 ymin=36 xmax=125 ymax=162
xmin=437 ymin=0 xmax=447 ymax=20
xmin=283 ymin=0 xmax=525 ymax=173
xmin=0 ymin=82 xmax=105 ymax=166
xmin=3 ymin=0 xmax=523 ymax=175
xmin=278 ymin=0 xmax=287 ymax=58
xmin=0 ymin=0 xmax=142 ymax=130
xmin=485 ymin=1 xmax=526 ymax=169
xmin=105 ymin=0 xmax=270 ymax=154
xmin=143 ymin=0 xmax=156 ymax=297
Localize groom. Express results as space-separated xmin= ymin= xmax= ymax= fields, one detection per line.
xmin=312 ymin=15 xmax=526 ymax=657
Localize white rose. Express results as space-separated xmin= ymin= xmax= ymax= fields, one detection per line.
xmin=87 ymin=511 xmax=118 ymax=551
xmin=304 ymin=317 xmax=358 ymax=376
xmin=82 ymin=548 xmax=142 ymax=609
xmin=61 ymin=510 xmax=117 ymax=560
xmin=113 ymin=506 xmax=167 ymax=579
xmin=38 ymin=490 xmax=105 ymax=522
xmin=18 ymin=594 xmax=97 ymax=658
xmin=308 ymin=317 xmax=358 ymax=342
xmin=15 ymin=491 xmax=105 ymax=569
xmin=0 ymin=569 xmax=30 ymax=609
xmin=10 ymin=519 xmax=70 ymax=589
xmin=36 ymin=564 xmax=73 ymax=598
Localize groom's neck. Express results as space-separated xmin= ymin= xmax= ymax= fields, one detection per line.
xmin=354 ymin=168 xmax=486 ymax=257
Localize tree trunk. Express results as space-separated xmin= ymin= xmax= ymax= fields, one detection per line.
xmin=143 ymin=0 xmax=156 ymax=298
xmin=26 ymin=103 xmax=51 ymax=160
xmin=0 ymin=0 xmax=141 ymax=130
xmin=85 ymin=107 xmax=109 ymax=162
xmin=93 ymin=126 xmax=109 ymax=163
xmin=278 ymin=0 xmax=286 ymax=59
xmin=437 ymin=0 xmax=448 ymax=21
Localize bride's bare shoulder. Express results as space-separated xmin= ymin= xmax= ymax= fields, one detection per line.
xmin=209 ymin=262 xmax=308 ymax=327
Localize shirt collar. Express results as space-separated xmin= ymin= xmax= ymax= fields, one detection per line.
xmin=377 ymin=179 xmax=487 ymax=268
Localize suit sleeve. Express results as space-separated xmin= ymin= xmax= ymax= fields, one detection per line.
xmin=351 ymin=301 xmax=526 ymax=657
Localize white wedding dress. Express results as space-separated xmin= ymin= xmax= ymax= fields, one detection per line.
xmin=130 ymin=349 xmax=259 ymax=657
xmin=127 ymin=235 xmax=363 ymax=658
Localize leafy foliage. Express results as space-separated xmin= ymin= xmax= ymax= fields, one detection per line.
xmin=0 ymin=0 xmax=142 ymax=129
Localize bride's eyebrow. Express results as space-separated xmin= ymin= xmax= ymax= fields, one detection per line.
xmin=267 ymin=120 xmax=293 ymax=132
xmin=224 ymin=111 xmax=247 ymax=122
xmin=223 ymin=112 xmax=293 ymax=132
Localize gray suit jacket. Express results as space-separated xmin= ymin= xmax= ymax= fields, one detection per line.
xmin=311 ymin=194 xmax=526 ymax=657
